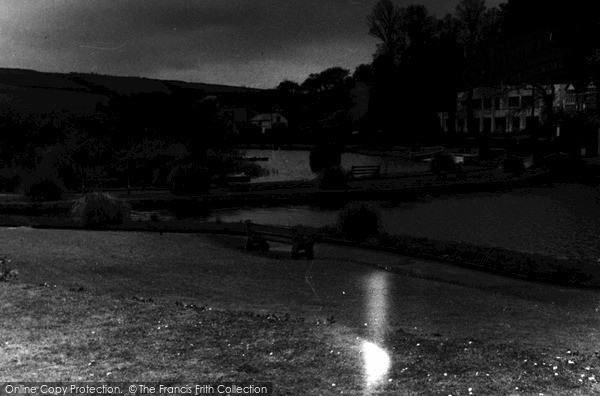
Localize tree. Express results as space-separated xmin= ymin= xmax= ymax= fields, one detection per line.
xmin=399 ymin=4 xmax=436 ymax=58
xmin=367 ymin=0 xmax=404 ymax=63
xmin=455 ymin=0 xmax=495 ymax=136
xmin=301 ymin=67 xmax=351 ymax=94
xmin=456 ymin=0 xmax=486 ymax=49
xmin=433 ymin=14 xmax=465 ymax=133
xmin=367 ymin=1 xmax=453 ymax=142
xmin=497 ymin=0 xmax=600 ymax=134
xmin=300 ymin=67 xmax=353 ymax=135
xmin=352 ymin=64 xmax=373 ymax=84
xmin=276 ymin=80 xmax=301 ymax=96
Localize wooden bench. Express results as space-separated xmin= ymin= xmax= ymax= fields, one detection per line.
xmin=244 ymin=221 xmax=315 ymax=260
xmin=349 ymin=165 xmax=381 ymax=179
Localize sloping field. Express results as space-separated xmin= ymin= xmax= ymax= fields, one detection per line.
xmin=2 ymin=228 xmax=600 ymax=394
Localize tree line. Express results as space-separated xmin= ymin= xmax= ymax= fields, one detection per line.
xmin=274 ymin=0 xmax=600 ymax=145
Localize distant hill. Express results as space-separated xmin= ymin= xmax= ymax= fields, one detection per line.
xmin=0 ymin=67 xmax=269 ymax=116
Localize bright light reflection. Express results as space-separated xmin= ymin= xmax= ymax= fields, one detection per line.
xmin=362 ymin=341 xmax=390 ymax=385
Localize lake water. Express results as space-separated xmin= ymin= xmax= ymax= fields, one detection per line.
xmin=245 ymin=149 xmax=429 ymax=182
xmin=207 ymin=183 xmax=600 ymax=262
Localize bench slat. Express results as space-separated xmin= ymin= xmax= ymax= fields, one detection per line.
xmin=350 ymin=165 xmax=381 ymax=179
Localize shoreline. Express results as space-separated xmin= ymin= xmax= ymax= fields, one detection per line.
xmin=1 ymin=169 xmax=598 ymax=288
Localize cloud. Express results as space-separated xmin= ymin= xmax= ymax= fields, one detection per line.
xmin=0 ymin=0 xmax=502 ymax=87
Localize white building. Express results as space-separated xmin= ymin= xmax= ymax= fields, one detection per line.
xmin=439 ymin=83 xmax=599 ymax=134
xmin=250 ymin=113 xmax=288 ymax=134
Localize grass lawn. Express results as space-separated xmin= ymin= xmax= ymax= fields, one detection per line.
xmin=2 ymin=228 xmax=600 ymax=394
xmin=2 ymin=281 xmax=600 ymax=395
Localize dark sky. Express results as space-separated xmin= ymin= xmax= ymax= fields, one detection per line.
xmin=1 ymin=0 xmax=501 ymax=88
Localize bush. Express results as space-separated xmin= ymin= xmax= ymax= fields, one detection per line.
xmin=22 ymin=172 xmax=64 ymax=201
xmin=71 ymin=192 xmax=131 ymax=228
xmin=38 ymin=145 xmax=81 ymax=190
xmin=430 ymin=152 xmax=457 ymax=174
xmin=316 ymin=166 xmax=347 ymax=190
xmin=336 ymin=202 xmax=381 ymax=241
xmin=502 ymin=156 xmax=525 ymax=174
xmin=167 ymin=165 xmax=211 ymax=195
xmin=309 ymin=144 xmax=342 ymax=173
xmin=0 ymin=167 xmax=23 ymax=192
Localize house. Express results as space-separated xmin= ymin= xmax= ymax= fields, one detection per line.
xmin=250 ymin=113 xmax=288 ymax=134
xmin=438 ymin=83 xmax=600 ymax=134
xmin=218 ymin=107 xmax=250 ymax=135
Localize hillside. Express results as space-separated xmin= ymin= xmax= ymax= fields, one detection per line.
xmin=0 ymin=67 xmax=268 ymax=116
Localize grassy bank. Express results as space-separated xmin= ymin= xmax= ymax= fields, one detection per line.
xmin=319 ymin=229 xmax=600 ymax=288
xmin=2 ymin=211 xmax=599 ymax=289
xmin=2 ymin=280 xmax=600 ymax=395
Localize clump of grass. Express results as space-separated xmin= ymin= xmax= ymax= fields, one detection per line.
xmin=0 ymin=257 xmax=18 ymax=282
xmin=336 ymin=202 xmax=381 ymax=241
xmin=71 ymin=192 xmax=131 ymax=228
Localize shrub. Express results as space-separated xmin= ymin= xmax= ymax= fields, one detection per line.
xmin=22 ymin=172 xmax=64 ymax=201
xmin=502 ymin=156 xmax=525 ymax=174
xmin=309 ymin=144 xmax=342 ymax=173
xmin=71 ymin=192 xmax=131 ymax=228
xmin=0 ymin=167 xmax=23 ymax=192
xmin=167 ymin=165 xmax=211 ymax=195
xmin=336 ymin=202 xmax=381 ymax=241
xmin=316 ymin=166 xmax=347 ymax=190
xmin=430 ymin=152 xmax=457 ymax=174
xmin=39 ymin=146 xmax=81 ymax=190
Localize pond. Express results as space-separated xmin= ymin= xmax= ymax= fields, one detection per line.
xmin=205 ymin=183 xmax=600 ymax=262
xmin=244 ymin=149 xmax=429 ymax=182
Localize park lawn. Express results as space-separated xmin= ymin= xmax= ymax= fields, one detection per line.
xmin=1 ymin=228 xmax=600 ymax=394
xmin=2 ymin=281 xmax=600 ymax=395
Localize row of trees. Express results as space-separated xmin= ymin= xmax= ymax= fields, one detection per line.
xmin=274 ymin=0 xmax=600 ymax=145
xmin=0 ymin=91 xmax=244 ymax=194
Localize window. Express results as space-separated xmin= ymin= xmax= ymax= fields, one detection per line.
xmin=566 ymin=89 xmax=576 ymax=104
xmin=483 ymin=98 xmax=492 ymax=109
xmin=470 ymin=118 xmax=480 ymax=133
xmin=509 ymin=96 xmax=520 ymax=108
xmin=512 ymin=117 xmax=520 ymax=131
xmin=483 ymin=118 xmax=492 ymax=132
xmin=472 ymin=99 xmax=482 ymax=109
xmin=495 ymin=117 xmax=506 ymax=133
xmin=522 ymin=96 xmax=533 ymax=107
xmin=494 ymin=98 xmax=501 ymax=110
